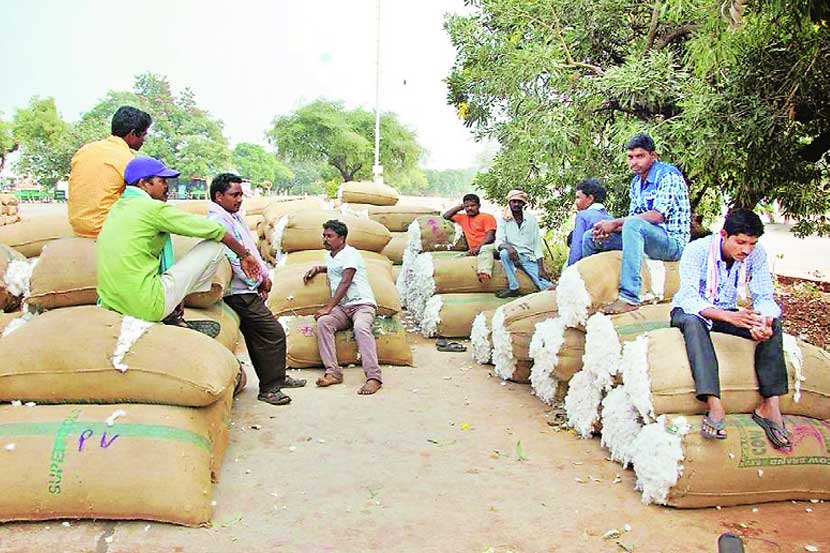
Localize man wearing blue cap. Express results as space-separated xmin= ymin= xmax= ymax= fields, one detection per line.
xmin=96 ymin=157 xmax=261 ymax=327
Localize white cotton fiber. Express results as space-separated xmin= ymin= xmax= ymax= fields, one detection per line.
xmin=556 ymin=264 xmax=591 ymax=327
xmin=406 ymin=253 xmax=436 ymax=321
xmin=270 ymin=216 xmax=290 ymax=265
xmin=419 ymin=295 xmax=443 ymax=338
xmin=580 ymin=313 xmax=622 ymax=391
xmin=338 ymin=204 xmax=369 ymax=219
xmin=782 ymin=333 xmax=805 ymax=403
xmin=490 ymin=307 xmax=516 ymax=380
xmin=450 ymin=222 xmax=465 ymax=249
xmin=4 ymin=259 xmax=37 ymax=298
xmin=564 ymin=370 xmax=603 ymax=438
xmin=619 ymin=335 xmax=655 ymax=422
xmin=112 ymin=316 xmax=154 ymax=372
xmin=600 ymin=386 xmax=643 ymax=468
xmin=470 ymin=313 xmax=492 ymax=364
xmin=528 ymin=317 xmax=566 ymax=405
xmin=642 ymin=258 xmax=666 ymax=302
xmin=630 ymin=415 xmax=688 ymax=505
xmin=277 ymin=316 xmax=294 ymax=336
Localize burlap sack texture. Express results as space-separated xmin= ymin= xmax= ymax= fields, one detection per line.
xmin=274 ymin=210 xmax=392 ymax=254
xmin=338 ymin=180 xmax=399 ymax=206
xmin=423 ymin=293 xmax=516 ymax=338
xmin=0 ymin=213 xmax=74 ymax=258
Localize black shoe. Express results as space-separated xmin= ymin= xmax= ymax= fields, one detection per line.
xmin=257 ymin=388 xmax=291 ymax=405
xmin=185 ymin=319 xmax=221 ymax=339
xmin=495 ymin=288 xmax=521 ymax=299
xmin=277 ymin=375 xmax=307 ymax=389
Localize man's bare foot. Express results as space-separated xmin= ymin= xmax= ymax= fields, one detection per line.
xmin=358 ymin=379 xmax=382 ymax=395
xmin=477 ymin=272 xmax=491 ymax=284
xmin=316 ymin=373 xmax=343 ymax=387
xmin=601 ymin=299 xmax=639 ymax=315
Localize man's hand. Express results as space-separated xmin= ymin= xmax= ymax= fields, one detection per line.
xmin=467 ymin=246 xmax=481 ymax=256
xmin=240 ymin=255 xmax=261 ymax=281
xmin=724 ymin=309 xmax=764 ymax=330
xmin=502 ymin=245 xmax=519 ymax=263
xmin=257 ymin=275 xmax=272 ymax=300
xmin=539 ymin=263 xmax=550 ymax=281
xmin=592 ymin=219 xmax=617 ymax=240
xmin=314 ymin=306 xmax=332 ymax=320
xmin=749 ymin=316 xmax=774 ymax=342
xmin=303 ymin=266 xmax=320 ymax=284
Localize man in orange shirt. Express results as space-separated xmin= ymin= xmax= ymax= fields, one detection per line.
xmin=443 ymin=193 xmax=498 ymax=282
xmin=68 ymin=106 xmax=152 ymax=238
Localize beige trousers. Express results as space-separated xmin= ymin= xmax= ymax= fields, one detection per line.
xmin=159 ymin=240 xmax=225 ymax=318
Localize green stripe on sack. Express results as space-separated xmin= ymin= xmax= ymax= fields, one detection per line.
xmin=615 ymin=321 xmax=670 ymax=337
xmin=441 ymin=295 xmax=514 ymax=307
xmin=0 ymin=421 xmax=211 ymax=452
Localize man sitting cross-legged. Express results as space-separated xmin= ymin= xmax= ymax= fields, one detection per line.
xmin=303 ymin=220 xmax=382 ymax=395
xmin=494 ymin=189 xmax=552 ymax=298
xmin=443 ymin=193 xmax=498 ymax=283
xmin=670 ymin=209 xmax=790 ymax=449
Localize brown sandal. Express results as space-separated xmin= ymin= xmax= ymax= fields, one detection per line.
xmin=316 ymin=373 xmax=343 ymax=387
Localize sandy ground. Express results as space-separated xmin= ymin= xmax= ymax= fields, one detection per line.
xmin=1 ymin=332 xmax=829 ymax=553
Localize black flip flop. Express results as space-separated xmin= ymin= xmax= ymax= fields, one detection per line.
xmin=185 ymin=319 xmax=221 ymax=339
xmin=257 ymin=389 xmax=291 ymax=405
xmin=437 ymin=341 xmax=467 ymax=353
xmin=751 ymin=412 xmax=791 ymax=449
xmin=718 ymin=533 xmax=745 ymax=553
xmin=436 ymin=338 xmax=449 ymax=348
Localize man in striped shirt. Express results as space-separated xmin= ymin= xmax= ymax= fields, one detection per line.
xmin=582 ymin=133 xmax=691 ymax=314
xmin=671 ymin=209 xmax=789 ymax=448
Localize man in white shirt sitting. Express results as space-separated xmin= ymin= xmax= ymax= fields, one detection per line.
xmin=494 ymin=189 xmax=552 ymax=298
xmin=303 ymin=220 xmax=382 ymax=395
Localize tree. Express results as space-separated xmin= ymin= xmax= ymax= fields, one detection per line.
xmin=0 ymin=114 xmax=16 ymax=175
xmin=12 ymin=97 xmax=71 ymax=186
xmin=232 ymin=143 xmax=294 ymax=189
xmin=445 ymin=0 xmax=830 ymax=235
xmin=266 ymin=99 xmax=424 ymax=186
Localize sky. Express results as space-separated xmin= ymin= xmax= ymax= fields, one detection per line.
xmin=0 ymin=0 xmax=492 ymax=169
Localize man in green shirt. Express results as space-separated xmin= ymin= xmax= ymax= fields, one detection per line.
xmin=97 ymin=157 xmax=260 ymax=323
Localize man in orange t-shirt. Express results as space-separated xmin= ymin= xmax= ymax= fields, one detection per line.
xmin=443 ymin=193 xmax=498 ymax=282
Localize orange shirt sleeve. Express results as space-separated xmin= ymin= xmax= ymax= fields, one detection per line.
xmin=482 ymin=214 xmax=497 ymax=233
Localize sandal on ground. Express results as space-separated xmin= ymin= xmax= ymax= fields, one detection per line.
xmin=437 ymin=341 xmax=467 ymax=353
xmin=316 ymin=373 xmax=343 ymax=387
xmin=233 ymin=366 xmax=247 ymax=397
xmin=752 ymin=411 xmax=791 ymax=449
xmin=358 ymin=378 xmax=382 ymax=395
xmin=435 ymin=338 xmax=449 ymax=349
xmin=184 ymin=319 xmax=221 ymax=338
xmin=601 ymin=299 xmax=639 ymax=315
xmin=257 ymin=388 xmax=291 ymax=405
xmin=278 ymin=375 xmax=307 ymax=388
xmin=700 ymin=415 xmax=727 ymax=440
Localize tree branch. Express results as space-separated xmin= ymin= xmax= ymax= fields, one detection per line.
xmin=643 ymin=1 xmax=661 ymax=56
xmin=654 ymin=24 xmax=700 ymax=50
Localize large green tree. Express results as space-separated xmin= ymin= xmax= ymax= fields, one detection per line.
xmin=232 ymin=143 xmax=294 ymax=189
xmin=445 ymin=0 xmax=830 ymax=235
xmin=0 ymin=114 xmax=16 ymax=175
xmin=266 ymin=99 xmax=424 ymax=186
xmin=11 ymin=97 xmax=72 ymax=186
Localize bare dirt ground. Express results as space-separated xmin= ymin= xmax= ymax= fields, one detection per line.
xmin=1 ymin=333 xmax=829 ymax=553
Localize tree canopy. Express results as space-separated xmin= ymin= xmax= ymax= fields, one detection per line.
xmin=266 ymin=99 xmax=425 ymax=186
xmin=445 ymin=0 xmax=830 ymax=235
xmin=232 ymin=143 xmax=294 ymax=188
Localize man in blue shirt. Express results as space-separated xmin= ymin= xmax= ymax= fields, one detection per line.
xmin=567 ymin=178 xmax=612 ymax=266
xmin=671 ymin=209 xmax=789 ymax=449
xmin=583 ymin=133 xmax=691 ymax=314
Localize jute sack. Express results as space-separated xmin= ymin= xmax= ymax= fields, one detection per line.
xmin=501 ymin=290 xmax=557 ymax=327
xmin=0 ymin=213 xmax=74 ymax=258
xmin=1 ymin=243 xmax=26 ymax=311
xmin=367 ymin=205 xmax=439 ymax=232
xmin=411 ymin=216 xmax=468 ymax=252
xmin=172 ymin=236 xmax=233 ymax=308
xmin=557 ymin=251 xmax=680 ymax=326
xmin=27 ymin=237 xmax=97 ymax=310
xmin=282 ymin=314 xmax=412 ymax=368
xmin=634 ymin=414 xmax=830 ymax=508
xmin=2 ymin=215 xmax=21 ymax=226
xmin=0 ymin=402 xmax=220 ymax=526
xmin=242 ymin=196 xmax=270 ymax=216
xmin=245 ymin=215 xmax=261 ymax=231
xmin=640 ymin=328 xmax=830 ymax=420
xmin=338 ymin=180 xmax=399 ymax=206
xmin=1 ymin=204 xmax=19 ymax=216
xmin=262 ymin=198 xmax=326 ymax=227
xmin=381 ymin=232 xmax=408 ymax=264
xmin=184 ymin=302 xmax=241 ymax=353
xmin=0 ymin=306 xmax=238 ymax=407
xmin=282 ymin=249 xmax=393 ymax=278
xmin=392 ymin=265 xmax=401 ymax=282
xmin=0 ymin=311 xmax=22 ymax=334
xmin=421 ymin=293 xmax=516 ymax=338
xmin=168 ymin=200 xmax=209 ymax=215
xmin=431 ymin=254 xmax=538 ymax=295
xmin=267 ymin=263 xmax=401 ymax=317
xmin=607 ymin=303 xmax=672 ymax=342
xmin=275 ymin=211 xmax=391 ymax=253
xmin=0 ymin=193 xmax=19 ymax=206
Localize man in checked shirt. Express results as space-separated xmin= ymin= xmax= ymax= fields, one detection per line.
xmin=582 ymin=133 xmax=691 ymax=314
xmin=670 ymin=209 xmax=790 ymax=448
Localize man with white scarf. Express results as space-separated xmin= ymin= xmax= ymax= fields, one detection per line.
xmin=670 ymin=209 xmax=789 ymax=449
xmin=493 ymin=189 xmax=551 ymax=298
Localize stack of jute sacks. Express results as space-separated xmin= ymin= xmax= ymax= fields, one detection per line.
xmin=265 ymin=184 xmax=412 ymax=369
xmin=0 ymin=194 xmax=21 ymax=226
xmin=0 ymin=206 xmax=246 ymax=525
xmin=396 ymin=214 xmax=539 ymax=339
xmin=170 ymin=195 xmax=271 ymax=235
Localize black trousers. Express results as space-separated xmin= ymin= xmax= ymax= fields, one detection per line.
xmin=224 ymin=293 xmax=287 ymax=392
xmin=669 ymin=307 xmax=788 ymax=401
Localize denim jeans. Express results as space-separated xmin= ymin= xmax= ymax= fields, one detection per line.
xmin=581 ymin=218 xmax=682 ymax=304
xmin=499 ymin=248 xmax=552 ymax=291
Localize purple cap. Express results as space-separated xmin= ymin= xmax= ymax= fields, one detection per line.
xmin=124 ymin=157 xmax=180 ymax=185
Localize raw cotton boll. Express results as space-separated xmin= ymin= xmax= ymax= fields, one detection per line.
xmin=270 ymin=216 xmax=290 ymax=265
xmin=581 ymin=313 xmax=622 ymax=391
xmin=470 ymin=313 xmax=492 ymax=364
xmin=4 ymin=258 xmax=38 ymax=298
xmin=278 ymin=316 xmax=294 ymax=336
xmin=2 ymin=310 xmax=34 ymax=337
xmin=111 ymin=316 xmax=155 ymax=372
xmin=529 ymin=317 xmax=566 ymax=405
xmin=556 ymin=264 xmax=591 ymax=327
xmin=600 ymin=386 xmax=643 ymax=468
xmin=406 ymin=218 xmax=423 ymax=254
xmin=782 ymin=333 xmax=805 ymax=402
xmin=620 ymin=335 xmax=655 ymax=422
xmin=564 ymin=370 xmax=603 ymax=437
xmin=490 ymin=307 xmax=516 ymax=381
xmin=396 ymin=246 xmax=419 ymax=303
xmin=631 ymin=415 xmax=689 ymax=505
xmin=406 ymin=253 xmax=436 ymax=321
xmin=420 ymin=295 xmax=443 ymax=338
xmin=641 ymin=259 xmax=666 ymax=302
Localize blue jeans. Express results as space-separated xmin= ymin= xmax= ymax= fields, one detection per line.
xmin=581 ymin=218 xmax=682 ymax=304
xmin=499 ymin=248 xmax=552 ymax=291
